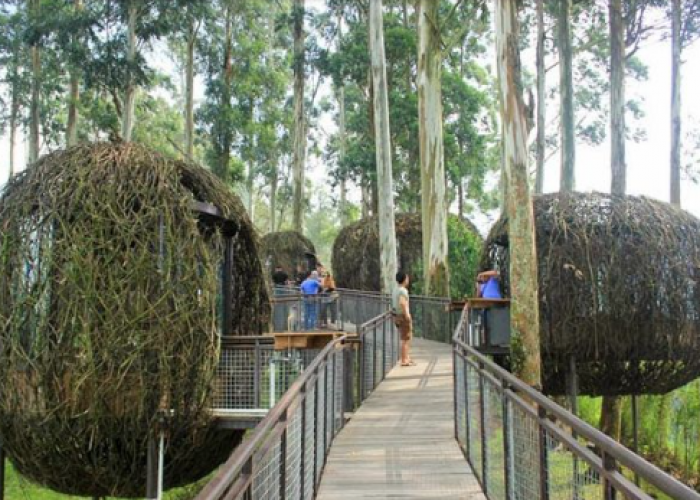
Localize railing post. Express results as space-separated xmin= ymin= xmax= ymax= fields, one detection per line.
xmin=323 ymin=360 xmax=329 ymax=457
xmin=479 ymin=361 xmax=488 ymax=495
xmin=279 ymin=408 xmax=288 ymax=500
xmin=372 ymin=326 xmax=377 ymax=391
xmin=538 ymin=405 xmax=550 ymax=500
xmin=313 ymin=367 xmax=320 ymax=496
xmin=502 ymin=381 xmax=512 ymax=500
xmin=603 ymin=452 xmax=617 ymax=500
xmin=453 ymin=347 xmax=458 ymax=441
xmin=382 ymin=319 xmax=387 ymax=378
xmin=358 ymin=330 xmax=365 ymax=402
xmin=300 ymin=381 xmax=307 ymax=500
xmin=254 ymin=339 xmax=261 ymax=409
xmin=463 ymin=355 xmax=470 ymax=460
xmin=331 ymin=350 xmax=337 ymax=439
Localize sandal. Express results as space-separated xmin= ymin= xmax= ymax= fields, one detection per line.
xmin=400 ymin=361 xmax=417 ymax=367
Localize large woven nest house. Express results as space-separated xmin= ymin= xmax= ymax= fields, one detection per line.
xmin=332 ymin=213 xmax=482 ymax=298
xmin=261 ymin=230 xmax=318 ymax=276
xmin=482 ymin=192 xmax=700 ymax=396
xmin=0 ymin=143 xmax=270 ymax=497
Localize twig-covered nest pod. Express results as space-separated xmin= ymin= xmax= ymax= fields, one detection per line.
xmin=0 ymin=143 xmax=270 ymax=496
xmin=482 ymin=192 xmax=700 ymax=396
xmin=261 ymin=230 xmax=318 ymax=275
xmin=332 ymin=213 xmax=482 ymax=298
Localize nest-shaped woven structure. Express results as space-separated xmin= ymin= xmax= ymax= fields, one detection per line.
xmin=261 ymin=231 xmax=318 ymax=276
xmin=0 ymin=143 xmax=270 ymax=496
xmin=332 ymin=213 xmax=482 ymax=298
xmin=482 ymin=192 xmax=700 ymax=396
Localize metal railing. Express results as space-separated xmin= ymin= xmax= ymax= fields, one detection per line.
xmin=452 ymin=305 xmax=700 ymax=500
xmin=199 ymin=292 xmax=400 ymax=499
xmin=214 ymin=336 xmax=321 ymax=413
xmin=199 ymin=335 xmax=347 ymax=499
xmin=271 ymin=291 xmax=341 ymax=333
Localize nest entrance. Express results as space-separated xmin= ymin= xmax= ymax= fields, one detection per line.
xmin=0 ymin=143 xmax=270 ymax=496
xmin=482 ymin=192 xmax=700 ymax=396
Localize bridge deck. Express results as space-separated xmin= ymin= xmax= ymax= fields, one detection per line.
xmin=317 ymin=338 xmax=486 ymax=499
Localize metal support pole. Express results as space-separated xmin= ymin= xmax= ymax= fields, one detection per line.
xmin=567 ymin=356 xmax=580 ymax=500
xmin=279 ymin=409 xmax=288 ymax=500
xmin=300 ymin=382 xmax=307 ymax=500
xmin=382 ymin=320 xmax=387 ymax=378
xmin=632 ymin=395 xmax=640 ymax=486
xmin=146 ymin=434 xmax=159 ymax=500
xmin=0 ymin=439 xmax=5 ymax=500
xmin=222 ymin=237 xmax=234 ymax=336
xmin=603 ymin=452 xmax=617 ymax=500
xmin=537 ymin=405 xmax=550 ymax=500
xmin=254 ymin=339 xmax=261 ymax=408
xmin=270 ymin=359 xmax=277 ymax=408
xmin=502 ymin=381 xmax=512 ymax=500
xmin=464 ymin=355 xmax=471 ymax=459
xmin=331 ymin=351 xmax=337 ymax=438
xmin=478 ymin=361 xmax=488 ymax=493
xmin=313 ymin=369 xmax=320 ymax=496
xmin=453 ymin=348 xmax=459 ymax=441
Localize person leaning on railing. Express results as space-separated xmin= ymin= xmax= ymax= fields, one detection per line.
xmin=392 ymin=271 xmax=415 ymax=366
xmin=319 ymin=272 xmax=338 ymax=328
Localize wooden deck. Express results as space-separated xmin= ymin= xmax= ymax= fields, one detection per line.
xmin=317 ymin=338 xmax=486 ymax=499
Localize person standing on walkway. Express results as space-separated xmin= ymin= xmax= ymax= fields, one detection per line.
xmin=301 ymin=270 xmax=322 ymax=330
xmin=392 ymin=271 xmax=414 ymax=366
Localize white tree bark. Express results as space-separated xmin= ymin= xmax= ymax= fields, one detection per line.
xmin=184 ymin=19 xmax=197 ymax=161
xmin=292 ymin=0 xmax=307 ymax=233
xmin=28 ymin=0 xmax=40 ymax=163
xmin=417 ymin=0 xmax=449 ymax=297
xmin=670 ymin=0 xmax=682 ymax=206
xmin=121 ymin=0 xmax=137 ymax=141
xmin=610 ymin=0 xmax=626 ymax=195
xmin=496 ymin=0 xmax=542 ymax=388
xmin=558 ymin=0 xmax=575 ymax=192
xmin=66 ymin=0 xmax=83 ymax=147
xmin=535 ymin=0 xmax=546 ymax=195
xmin=369 ymin=0 xmax=399 ymax=295
xmin=338 ymin=85 xmax=348 ymax=224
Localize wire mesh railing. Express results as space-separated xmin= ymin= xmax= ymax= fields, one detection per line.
xmin=452 ymin=305 xmax=700 ymax=500
xmin=198 ymin=290 xmax=400 ymax=499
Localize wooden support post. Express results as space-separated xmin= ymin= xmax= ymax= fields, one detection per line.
xmin=567 ymin=356 xmax=581 ymax=499
xmin=538 ymin=405 xmax=550 ymax=500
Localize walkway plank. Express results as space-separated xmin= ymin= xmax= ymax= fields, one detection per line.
xmin=317 ymin=338 xmax=486 ymax=499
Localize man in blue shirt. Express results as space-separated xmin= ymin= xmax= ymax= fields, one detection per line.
xmin=300 ymin=271 xmax=322 ymax=329
xmin=477 ymin=270 xmax=502 ymax=299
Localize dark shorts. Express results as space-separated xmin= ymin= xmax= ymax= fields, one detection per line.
xmin=393 ymin=314 xmax=413 ymax=341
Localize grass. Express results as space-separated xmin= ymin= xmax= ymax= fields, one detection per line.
xmin=3 ymin=461 xmax=211 ymax=500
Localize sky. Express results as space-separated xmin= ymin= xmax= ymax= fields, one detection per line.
xmin=2 ymin=10 xmax=700 ymax=226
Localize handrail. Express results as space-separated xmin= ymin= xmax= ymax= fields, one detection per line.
xmin=197 ymin=333 xmax=347 ymax=499
xmin=452 ymin=305 xmax=700 ymax=500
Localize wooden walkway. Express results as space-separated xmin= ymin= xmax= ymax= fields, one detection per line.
xmin=317 ymin=338 xmax=487 ymax=499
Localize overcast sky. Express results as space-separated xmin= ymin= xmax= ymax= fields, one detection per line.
xmin=2 ymin=12 xmax=699 ymax=225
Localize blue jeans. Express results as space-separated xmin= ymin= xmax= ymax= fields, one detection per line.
xmin=304 ymin=299 xmax=318 ymax=330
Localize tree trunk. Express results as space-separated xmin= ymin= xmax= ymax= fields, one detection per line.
xmin=121 ymin=0 xmax=137 ymax=141
xmin=247 ymin=163 xmax=255 ymax=221
xmin=495 ymin=0 xmax=542 ymax=388
xmin=656 ymin=393 xmax=671 ymax=453
xmin=535 ymin=0 xmax=546 ymax=195
xmin=338 ymin=86 xmax=348 ymax=224
xmin=9 ymin=85 xmax=18 ymax=176
xmin=600 ymin=394 xmax=622 ymax=440
xmin=670 ymin=0 xmax=681 ymax=206
xmin=369 ymin=0 xmax=399 ymax=295
xmin=609 ymin=0 xmax=626 ymax=195
xmin=457 ymin=181 xmax=464 ymax=220
xmin=270 ymin=165 xmax=278 ymax=233
xmin=28 ymin=0 xmax=41 ymax=163
xmin=218 ymin=6 xmax=234 ymax=179
xmin=417 ymin=0 xmax=449 ymax=297
xmin=361 ymin=177 xmax=371 ymax=218
xmin=66 ymin=0 xmax=83 ymax=147
xmin=292 ymin=0 xmax=306 ymax=233
xmin=184 ymin=20 xmax=196 ymax=161
xmin=558 ymin=0 xmax=575 ymax=192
